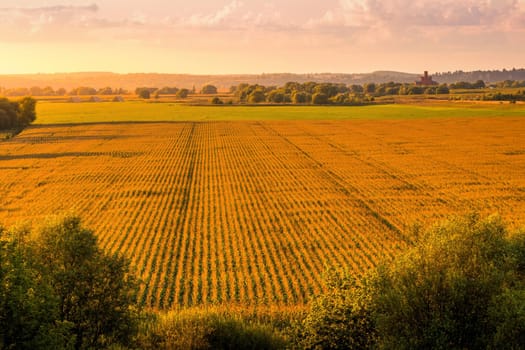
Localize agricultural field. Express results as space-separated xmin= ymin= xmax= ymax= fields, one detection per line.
xmin=0 ymin=105 xmax=524 ymax=309
xmin=36 ymin=100 xmax=525 ymax=123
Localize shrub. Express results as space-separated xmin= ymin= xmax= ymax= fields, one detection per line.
xmin=137 ymin=309 xmax=287 ymax=349
xmin=299 ymin=214 xmax=525 ymax=349
xmin=298 ymin=269 xmax=376 ymax=349
xmin=210 ymin=97 xmax=223 ymax=105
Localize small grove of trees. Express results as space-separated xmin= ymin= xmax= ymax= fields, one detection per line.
xmin=0 ymin=215 xmax=138 ymax=350
xmin=492 ymin=80 xmax=525 ymax=88
xmin=483 ymin=90 xmax=525 ymax=103
xmin=201 ymin=84 xmax=218 ymax=94
xmin=175 ymin=88 xmax=190 ymax=99
xmin=135 ymin=87 xmax=157 ymax=99
xmin=234 ymin=82 xmax=372 ymax=105
xmin=298 ymin=214 xmax=525 ymax=349
xmin=0 ymin=97 xmax=36 ymax=130
xmin=450 ymin=80 xmax=487 ymax=89
xmin=231 ymin=81 xmax=452 ymax=105
xmin=1 ymin=87 xmax=66 ymax=97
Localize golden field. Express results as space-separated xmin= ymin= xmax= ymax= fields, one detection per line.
xmin=0 ymin=117 xmax=524 ymax=308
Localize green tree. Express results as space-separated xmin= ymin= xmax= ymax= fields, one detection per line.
xmin=138 ymin=89 xmax=151 ymax=99
xmin=473 ymin=80 xmax=486 ymax=89
xmin=372 ymin=214 xmax=524 ymax=349
xmin=364 ymin=83 xmax=376 ymax=94
xmin=0 ymin=98 xmax=18 ymax=129
xmin=210 ymin=97 xmax=223 ymax=105
xmin=0 ymin=226 xmax=72 ymax=349
xmin=17 ymin=97 xmax=37 ymax=127
xmin=292 ymin=91 xmax=311 ymax=104
xmin=35 ymin=216 xmax=139 ymax=350
xmin=349 ymin=84 xmax=364 ymax=94
xmin=299 ymin=214 xmax=525 ymax=349
xmin=175 ymin=89 xmax=189 ymax=99
xmin=247 ymin=90 xmax=266 ymax=103
xmin=201 ymin=85 xmax=218 ymax=94
xmin=436 ymin=84 xmax=450 ymax=94
xmin=267 ymin=90 xmax=289 ymax=103
xmin=312 ymin=93 xmax=329 ymax=105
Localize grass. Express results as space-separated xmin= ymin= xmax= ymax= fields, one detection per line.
xmin=35 ymin=100 xmax=525 ymax=124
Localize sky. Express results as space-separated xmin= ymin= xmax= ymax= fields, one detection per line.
xmin=0 ymin=0 xmax=524 ymax=74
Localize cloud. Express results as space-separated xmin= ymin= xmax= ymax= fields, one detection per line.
xmin=0 ymin=3 xmax=99 ymax=15
xmin=0 ymin=3 xmax=145 ymax=41
xmin=335 ymin=0 xmax=525 ymax=28
xmin=182 ymin=1 xmax=244 ymax=28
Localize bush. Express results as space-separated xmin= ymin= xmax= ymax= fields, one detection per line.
xmin=0 ymin=216 xmax=139 ymax=350
xmin=299 ymin=214 xmax=525 ymax=349
xmin=298 ymin=269 xmax=376 ymax=349
xmin=137 ymin=309 xmax=287 ymax=350
xmin=210 ymin=97 xmax=223 ymax=105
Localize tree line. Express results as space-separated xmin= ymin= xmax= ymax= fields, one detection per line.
xmin=226 ymin=81 xmax=451 ymax=105
xmin=0 ymin=97 xmax=36 ymax=130
xmin=1 ymin=213 xmax=524 ymax=349
xmin=3 ymin=79 xmax=525 ymax=102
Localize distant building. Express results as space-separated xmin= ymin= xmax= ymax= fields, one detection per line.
xmin=416 ymin=71 xmax=438 ymax=86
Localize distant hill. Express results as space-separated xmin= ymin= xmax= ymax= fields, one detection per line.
xmin=0 ymin=69 xmax=523 ymax=91
xmin=0 ymin=71 xmax=419 ymax=91
xmin=433 ymin=69 xmax=525 ymax=84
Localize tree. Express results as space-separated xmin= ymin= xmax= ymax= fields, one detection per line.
xmin=0 ymin=97 xmax=36 ymax=130
xmin=312 ymin=93 xmax=329 ymax=105
xmin=201 ymin=85 xmax=218 ymax=94
xmin=372 ymin=214 xmax=525 ymax=349
xmin=137 ymin=89 xmax=151 ymax=99
xmin=267 ymin=90 xmax=288 ymax=103
xmin=97 ymin=87 xmax=113 ymax=95
xmin=210 ymin=97 xmax=223 ymax=105
xmin=473 ymin=80 xmax=486 ymax=89
xmin=17 ymin=97 xmax=37 ymax=127
xmin=436 ymin=84 xmax=450 ymax=94
xmin=299 ymin=214 xmax=525 ymax=349
xmin=247 ymin=90 xmax=266 ymax=103
xmin=292 ymin=91 xmax=311 ymax=104
xmin=349 ymin=85 xmax=364 ymax=94
xmin=73 ymin=87 xmax=97 ymax=96
xmin=0 ymin=98 xmax=18 ymax=129
xmin=157 ymin=87 xmax=179 ymax=95
xmin=364 ymin=83 xmax=376 ymax=94
xmin=35 ymin=216 xmax=138 ymax=350
xmin=175 ymin=89 xmax=189 ymax=99
xmin=0 ymin=227 xmax=71 ymax=349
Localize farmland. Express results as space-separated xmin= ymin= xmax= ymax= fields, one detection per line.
xmin=1 ymin=104 xmax=524 ymax=309
xmin=35 ymin=100 xmax=525 ymax=123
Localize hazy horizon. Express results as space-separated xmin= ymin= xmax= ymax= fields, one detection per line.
xmin=1 ymin=0 xmax=524 ymax=75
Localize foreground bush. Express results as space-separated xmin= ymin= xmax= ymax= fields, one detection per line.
xmin=0 ymin=216 xmax=139 ymax=350
xmin=136 ymin=308 xmax=288 ymax=350
xmin=300 ymin=214 xmax=525 ymax=349
xmin=0 ymin=97 xmax=36 ymax=131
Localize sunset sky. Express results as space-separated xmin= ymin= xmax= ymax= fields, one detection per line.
xmin=1 ymin=0 xmax=524 ymax=74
